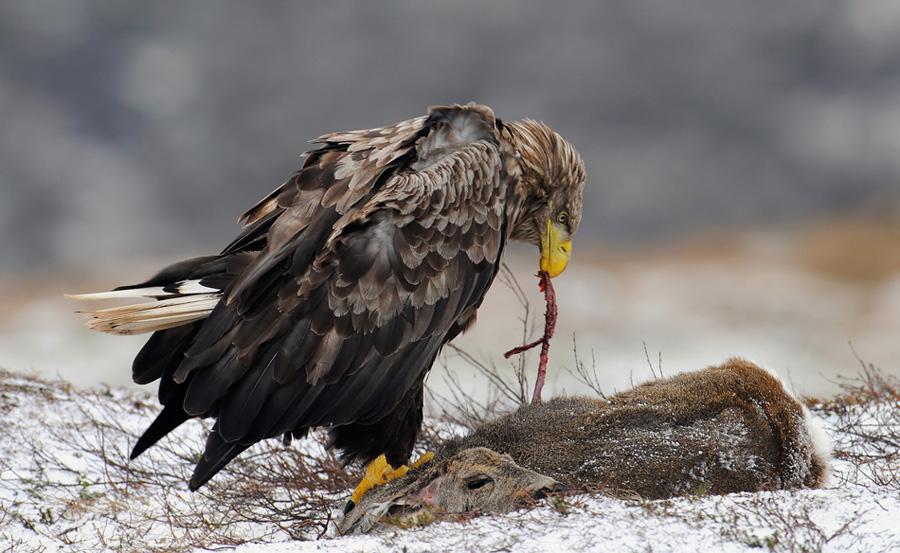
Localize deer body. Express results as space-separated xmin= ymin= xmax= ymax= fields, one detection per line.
xmin=340 ymin=359 xmax=832 ymax=533
xmin=440 ymin=358 xmax=831 ymax=498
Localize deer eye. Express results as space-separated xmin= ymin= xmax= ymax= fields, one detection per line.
xmin=557 ymin=211 xmax=569 ymax=226
xmin=466 ymin=476 xmax=493 ymax=490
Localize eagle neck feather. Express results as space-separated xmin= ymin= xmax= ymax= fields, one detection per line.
xmin=498 ymin=119 xmax=555 ymax=245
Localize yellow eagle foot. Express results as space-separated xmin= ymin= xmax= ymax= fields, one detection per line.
xmin=347 ymin=452 xmax=435 ymax=508
xmin=409 ymin=451 xmax=434 ymax=469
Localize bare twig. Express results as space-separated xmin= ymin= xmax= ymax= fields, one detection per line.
xmin=807 ymin=354 xmax=900 ymax=491
xmin=642 ymin=342 xmax=664 ymax=380
xmin=568 ymin=336 xmax=606 ymax=399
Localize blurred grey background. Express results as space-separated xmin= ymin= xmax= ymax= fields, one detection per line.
xmin=3 ymin=0 xmax=900 ymax=270
xmin=2 ymin=1 xmax=899 ymax=397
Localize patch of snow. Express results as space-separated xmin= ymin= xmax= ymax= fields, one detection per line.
xmin=1 ymin=369 xmax=898 ymax=553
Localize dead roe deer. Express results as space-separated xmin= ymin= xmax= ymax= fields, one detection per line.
xmin=340 ymin=358 xmax=832 ymax=533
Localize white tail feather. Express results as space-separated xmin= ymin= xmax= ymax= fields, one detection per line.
xmin=64 ymin=281 xmax=218 ymax=302
xmin=67 ymin=281 xmax=221 ymax=335
xmin=65 ymin=288 xmax=171 ymax=301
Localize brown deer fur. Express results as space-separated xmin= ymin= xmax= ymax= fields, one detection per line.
xmin=440 ymin=358 xmax=831 ymax=498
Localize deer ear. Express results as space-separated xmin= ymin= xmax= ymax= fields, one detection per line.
xmin=397 ymin=474 xmax=446 ymax=507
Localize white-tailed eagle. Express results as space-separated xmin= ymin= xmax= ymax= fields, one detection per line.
xmin=70 ymin=103 xmax=586 ymax=491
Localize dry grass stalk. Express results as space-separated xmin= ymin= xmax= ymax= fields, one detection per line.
xmin=806 ymin=351 xmax=900 ymax=491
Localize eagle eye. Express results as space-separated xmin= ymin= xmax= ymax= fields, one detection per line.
xmin=557 ymin=211 xmax=569 ymax=226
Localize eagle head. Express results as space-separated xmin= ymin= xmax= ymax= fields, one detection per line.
xmin=503 ymin=120 xmax=586 ymax=278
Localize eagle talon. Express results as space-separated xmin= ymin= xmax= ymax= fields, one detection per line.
xmin=343 ymin=499 xmax=356 ymax=515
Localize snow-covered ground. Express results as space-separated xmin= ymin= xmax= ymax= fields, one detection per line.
xmin=1 ymin=364 xmax=898 ymax=553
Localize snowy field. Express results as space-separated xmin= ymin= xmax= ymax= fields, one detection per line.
xmin=1 ymin=360 xmax=898 ymax=553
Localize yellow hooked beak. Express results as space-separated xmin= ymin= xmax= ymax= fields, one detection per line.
xmin=540 ymin=219 xmax=572 ymax=278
